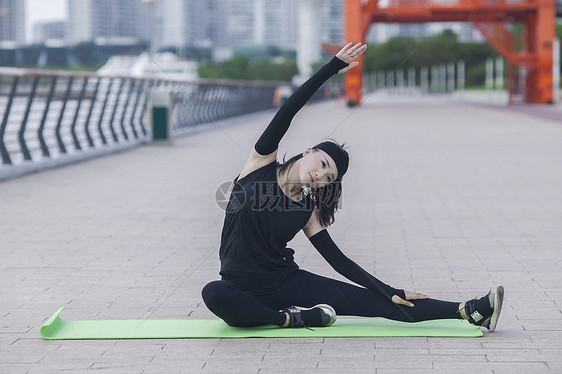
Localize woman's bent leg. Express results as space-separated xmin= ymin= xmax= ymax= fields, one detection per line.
xmin=201 ymin=280 xmax=286 ymax=327
xmin=261 ymin=270 xmax=460 ymax=323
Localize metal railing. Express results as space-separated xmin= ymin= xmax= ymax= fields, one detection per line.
xmin=172 ymin=80 xmax=278 ymax=130
xmin=0 ymin=68 xmax=155 ymax=168
xmin=1 ymin=67 xmax=337 ymax=179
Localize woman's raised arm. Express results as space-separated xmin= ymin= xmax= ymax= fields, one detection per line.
xmin=237 ymin=42 xmax=366 ymax=179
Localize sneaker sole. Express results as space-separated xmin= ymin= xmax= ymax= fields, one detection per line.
xmin=487 ymin=285 xmax=504 ymax=332
xmin=295 ymin=304 xmax=337 ymax=327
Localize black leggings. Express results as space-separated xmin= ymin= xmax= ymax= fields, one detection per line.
xmin=202 ymin=270 xmax=461 ymax=327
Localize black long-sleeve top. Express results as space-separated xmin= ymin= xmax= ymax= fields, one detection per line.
xmin=220 ymin=56 xmax=405 ymax=301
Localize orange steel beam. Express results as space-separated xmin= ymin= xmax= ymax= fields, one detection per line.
xmin=344 ymin=0 xmax=365 ymax=107
xmin=533 ymin=0 xmax=555 ymax=103
xmin=344 ymin=0 xmax=556 ymax=105
xmin=471 ymin=20 xmax=531 ymax=64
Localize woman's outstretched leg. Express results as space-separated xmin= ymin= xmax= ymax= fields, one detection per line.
xmin=253 ymin=271 xmax=458 ymax=322
xmin=264 ymin=270 xmax=502 ymax=327
xmin=201 ymin=280 xmax=286 ymax=327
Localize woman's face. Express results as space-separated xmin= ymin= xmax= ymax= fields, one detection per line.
xmin=298 ymin=149 xmax=339 ymax=188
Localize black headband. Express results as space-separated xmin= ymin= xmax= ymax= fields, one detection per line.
xmin=314 ymin=141 xmax=349 ymax=181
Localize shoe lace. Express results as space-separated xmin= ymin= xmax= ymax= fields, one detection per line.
xmin=286 ymin=307 xmax=314 ymax=331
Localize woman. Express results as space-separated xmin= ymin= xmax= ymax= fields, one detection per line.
xmin=202 ymin=42 xmax=504 ymax=331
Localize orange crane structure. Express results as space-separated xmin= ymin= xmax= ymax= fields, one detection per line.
xmin=343 ymin=0 xmax=557 ymax=106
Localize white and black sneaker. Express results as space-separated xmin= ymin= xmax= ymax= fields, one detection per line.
xmin=280 ymin=304 xmax=337 ymax=330
xmin=463 ymin=286 xmax=504 ymax=332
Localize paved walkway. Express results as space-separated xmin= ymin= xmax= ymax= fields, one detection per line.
xmin=1 ymin=93 xmax=562 ymax=373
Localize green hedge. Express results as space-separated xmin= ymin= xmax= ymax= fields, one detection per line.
xmin=198 ymin=56 xmax=298 ymax=81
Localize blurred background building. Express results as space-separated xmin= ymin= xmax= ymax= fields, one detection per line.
xmin=0 ymin=0 xmax=26 ymax=43
xmin=67 ymin=0 xmax=144 ymax=43
xmin=33 ymin=21 xmax=65 ymax=43
xmin=144 ymin=0 xmax=343 ymax=60
xmin=367 ymin=22 xmax=484 ymax=43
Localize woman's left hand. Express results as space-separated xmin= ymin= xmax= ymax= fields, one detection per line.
xmin=391 ymin=290 xmax=429 ymax=307
xmin=336 ymin=42 xmax=368 ymax=74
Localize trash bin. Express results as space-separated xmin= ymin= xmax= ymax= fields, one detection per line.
xmin=150 ymin=88 xmax=173 ymax=141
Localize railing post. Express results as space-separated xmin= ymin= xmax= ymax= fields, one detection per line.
xmin=209 ymin=86 xmax=220 ymax=123
xmin=227 ymin=86 xmax=236 ymax=118
xmin=38 ymin=77 xmax=57 ymax=158
xmin=71 ymin=77 xmax=88 ymax=151
xmin=0 ymin=77 xmax=18 ymax=165
xmin=19 ymin=76 xmax=39 ymax=161
xmin=97 ymin=78 xmax=114 ymax=145
xmin=217 ymin=86 xmax=228 ymax=122
xmin=139 ymin=80 xmax=153 ymax=137
xmin=240 ymin=86 xmax=252 ymax=116
xmin=192 ymin=83 xmax=200 ymax=126
xmin=84 ymin=78 xmax=100 ymax=148
xmin=216 ymin=86 xmax=227 ymax=122
xmin=55 ymin=77 xmax=74 ymax=154
xmin=200 ymin=86 xmax=211 ymax=124
xmin=129 ymin=80 xmax=143 ymax=139
xmin=108 ymin=78 xmax=125 ymax=143
xmin=182 ymin=82 xmax=196 ymax=127
xmin=120 ymin=79 xmax=135 ymax=141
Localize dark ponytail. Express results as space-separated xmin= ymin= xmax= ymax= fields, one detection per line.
xmin=277 ymin=147 xmax=344 ymax=227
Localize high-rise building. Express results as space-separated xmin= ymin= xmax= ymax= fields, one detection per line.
xmin=63 ymin=0 xmax=346 ymax=59
xmin=204 ymin=0 xmax=228 ymax=47
xmin=367 ymin=21 xmax=484 ymax=44
xmin=367 ymin=24 xmax=399 ymax=44
xmin=0 ymin=0 xmax=25 ymax=43
xmin=318 ymin=0 xmax=344 ymax=46
xmin=33 ymin=21 xmax=66 ymax=43
xmin=66 ymin=0 xmax=143 ymax=43
xmin=226 ymin=0 xmax=255 ymax=46
xmin=109 ymin=0 xmax=143 ymax=40
xmin=225 ymin=0 xmax=343 ymax=48
xmin=226 ymin=0 xmax=298 ymax=48
xmin=141 ymin=0 xmax=344 ymax=59
xmin=398 ymin=24 xmax=428 ymax=39
xmin=258 ymin=0 xmax=298 ymax=49
xmin=148 ymin=0 xmax=227 ymax=52
xmin=66 ymin=0 xmax=92 ymax=43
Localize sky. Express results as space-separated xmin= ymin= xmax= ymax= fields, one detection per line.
xmin=26 ymin=0 xmax=67 ymax=42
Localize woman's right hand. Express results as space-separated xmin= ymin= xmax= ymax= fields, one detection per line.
xmin=391 ymin=290 xmax=429 ymax=307
xmin=336 ymin=42 xmax=368 ymax=74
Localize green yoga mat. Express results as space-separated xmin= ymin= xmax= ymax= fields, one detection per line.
xmin=40 ymin=307 xmax=483 ymax=340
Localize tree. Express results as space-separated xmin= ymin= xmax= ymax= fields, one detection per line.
xmin=362 ymin=30 xmax=498 ymax=87
xmin=198 ymin=57 xmax=298 ymax=81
